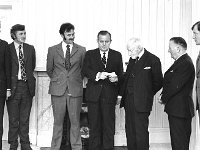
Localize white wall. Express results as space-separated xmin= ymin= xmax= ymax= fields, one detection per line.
xmin=1 ymin=0 xmax=200 ymax=149
xmin=0 ymin=0 xmax=198 ymax=71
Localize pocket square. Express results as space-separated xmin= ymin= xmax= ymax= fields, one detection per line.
xmin=170 ymin=70 xmax=174 ymax=72
xmin=144 ymin=67 xmax=151 ymax=69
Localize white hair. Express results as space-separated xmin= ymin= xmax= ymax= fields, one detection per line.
xmin=127 ymin=37 xmax=143 ymax=50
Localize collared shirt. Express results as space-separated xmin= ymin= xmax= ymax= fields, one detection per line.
xmin=137 ymin=48 xmax=145 ymax=60
xmin=14 ymin=42 xmax=24 ymax=80
xmin=62 ymin=41 xmax=73 ymax=57
xmin=95 ymin=49 xmax=109 ymax=81
xmin=100 ymin=49 xmax=109 ymax=62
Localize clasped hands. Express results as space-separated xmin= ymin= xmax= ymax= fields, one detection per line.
xmin=98 ymin=72 xmax=118 ymax=82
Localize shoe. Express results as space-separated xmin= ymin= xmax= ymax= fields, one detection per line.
xmin=21 ymin=144 xmax=33 ymax=150
xmin=9 ymin=142 xmax=18 ymax=150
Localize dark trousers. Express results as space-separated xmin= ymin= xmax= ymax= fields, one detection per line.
xmin=6 ymin=81 xmax=33 ymax=144
xmin=125 ymin=93 xmax=150 ymax=150
xmin=0 ymin=96 xmax=6 ymax=149
xmin=88 ymin=97 xmax=115 ymax=150
xmin=168 ymin=115 xmax=192 ymax=150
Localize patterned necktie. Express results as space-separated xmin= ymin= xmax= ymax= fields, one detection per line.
xmin=18 ymin=45 xmax=27 ymax=81
xmin=65 ymin=44 xmax=71 ymax=69
xmin=102 ymin=52 xmax=107 ymax=67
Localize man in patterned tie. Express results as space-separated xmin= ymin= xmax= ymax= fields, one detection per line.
xmin=7 ymin=24 xmax=36 ymax=150
xmin=47 ymin=23 xmax=86 ymax=150
xmin=82 ymin=31 xmax=123 ymax=150
xmin=192 ymin=21 xmax=200 ymax=122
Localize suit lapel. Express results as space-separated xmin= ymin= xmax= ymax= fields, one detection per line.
xmin=165 ymin=54 xmax=187 ymax=74
xmin=106 ymin=50 xmax=112 ymax=70
xmin=23 ymin=43 xmax=28 ymax=63
xmin=10 ymin=42 xmax=18 ymax=65
xmin=71 ymin=43 xmax=78 ymax=57
xmin=133 ymin=49 xmax=149 ymax=75
xmin=95 ymin=49 xmax=105 ymax=70
xmin=196 ymin=52 xmax=200 ymax=76
xmin=56 ymin=43 xmax=64 ymax=59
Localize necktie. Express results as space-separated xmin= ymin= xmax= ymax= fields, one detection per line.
xmin=18 ymin=45 xmax=27 ymax=81
xmin=65 ymin=44 xmax=71 ymax=69
xmin=102 ymin=52 xmax=106 ymax=67
xmin=130 ymin=57 xmax=139 ymax=64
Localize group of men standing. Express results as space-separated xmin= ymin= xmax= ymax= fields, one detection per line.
xmin=0 ymin=21 xmax=200 ymax=150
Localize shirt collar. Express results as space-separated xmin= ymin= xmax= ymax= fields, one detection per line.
xmin=62 ymin=41 xmax=73 ymax=49
xmin=99 ymin=49 xmax=109 ymax=55
xmin=137 ymin=48 xmax=144 ymax=60
xmin=14 ymin=41 xmax=23 ymax=49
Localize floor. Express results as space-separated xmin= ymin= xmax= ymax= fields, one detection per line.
xmin=2 ymin=141 xmax=171 ymax=150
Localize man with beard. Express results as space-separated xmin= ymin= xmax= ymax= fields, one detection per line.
xmin=47 ymin=22 xmax=86 ymax=150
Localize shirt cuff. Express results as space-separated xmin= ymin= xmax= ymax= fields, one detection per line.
xmin=95 ymin=72 xmax=101 ymax=81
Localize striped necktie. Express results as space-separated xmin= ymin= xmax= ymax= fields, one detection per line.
xmin=65 ymin=44 xmax=71 ymax=69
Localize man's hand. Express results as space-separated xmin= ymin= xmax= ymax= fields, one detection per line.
xmin=116 ymin=96 xmax=122 ymax=105
xmin=107 ymin=72 xmax=118 ymax=82
xmin=6 ymin=90 xmax=11 ymax=100
xmin=109 ymin=76 xmax=118 ymax=82
xmin=99 ymin=72 xmax=108 ymax=80
xmin=158 ymin=94 xmax=164 ymax=105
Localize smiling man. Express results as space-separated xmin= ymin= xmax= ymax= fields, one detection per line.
xmin=161 ymin=37 xmax=195 ymax=150
xmin=7 ymin=24 xmax=36 ymax=150
xmin=46 ymin=22 xmax=86 ymax=150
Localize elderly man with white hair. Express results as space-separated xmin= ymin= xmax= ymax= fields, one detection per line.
xmin=119 ymin=37 xmax=163 ymax=150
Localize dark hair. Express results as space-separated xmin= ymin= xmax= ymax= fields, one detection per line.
xmin=191 ymin=21 xmax=200 ymax=31
xmin=59 ymin=23 xmax=75 ymax=35
xmin=170 ymin=37 xmax=187 ymax=49
xmin=10 ymin=24 xmax=25 ymax=40
xmin=97 ymin=30 xmax=112 ymax=41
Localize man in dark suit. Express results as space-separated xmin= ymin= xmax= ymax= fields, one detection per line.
xmin=0 ymin=39 xmax=11 ymax=150
xmin=7 ymin=24 xmax=36 ymax=150
xmin=47 ymin=23 xmax=86 ymax=150
xmin=119 ymin=37 xmax=163 ymax=150
xmin=82 ymin=30 xmax=123 ymax=150
xmin=161 ymin=37 xmax=195 ymax=150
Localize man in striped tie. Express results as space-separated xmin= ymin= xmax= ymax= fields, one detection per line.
xmin=8 ymin=24 xmax=36 ymax=150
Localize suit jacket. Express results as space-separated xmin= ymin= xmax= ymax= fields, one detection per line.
xmin=9 ymin=42 xmax=36 ymax=97
xmin=120 ymin=49 xmax=163 ymax=112
xmin=82 ymin=48 xmax=123 ymax=103
xmin=47 ymin=42 xmax=86 ymax=97
xmin=162 ymin=54 xmax=195 ymax=118
xmin=0 ymin=39 xmax=11 ymax=97
xmin=196 ymin=52 xmax=200 ymax=110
